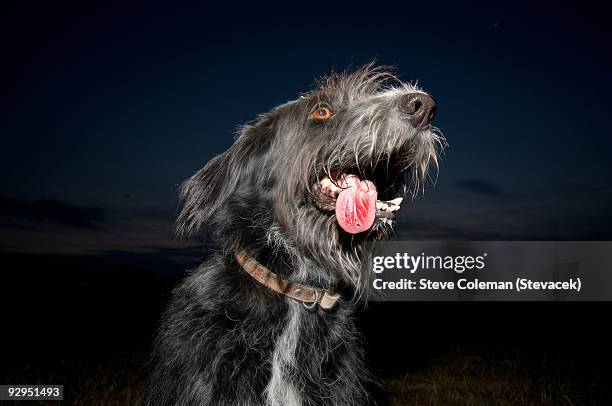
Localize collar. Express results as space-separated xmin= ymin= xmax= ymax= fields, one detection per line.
xmin=235 ymin=249 xmax=341 ymax=310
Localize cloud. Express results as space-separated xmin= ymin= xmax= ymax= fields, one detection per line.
xmin=0 ymin=202 xmax=200 ymax=256
xmin=451 ymin=178 xmax=506 ymax=197
xmin=0 ymin=196 xmax=105 ymax=229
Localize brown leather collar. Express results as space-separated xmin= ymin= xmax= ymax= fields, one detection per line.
xmin=235 ymin=249 xmax=341 ymax=310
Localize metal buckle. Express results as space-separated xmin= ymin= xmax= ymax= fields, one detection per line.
xmin=302 ymin=290 xmax=320 ymax=310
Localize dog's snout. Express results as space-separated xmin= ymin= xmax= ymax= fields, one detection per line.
xmin=398 ymin=93 xmax=437 ymax=128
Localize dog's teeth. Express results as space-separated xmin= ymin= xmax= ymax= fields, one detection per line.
xmin=387 ymin=197 xmax=403 ymax=206
xmin=376 ymin=200 xmax=401 ymax=213
xmin=320 ymin=176 xmax=340 ymax=194
xmin=320 ymin=177 xmax=333 ymax=189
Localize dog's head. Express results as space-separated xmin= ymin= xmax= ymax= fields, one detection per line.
xmin=178 ymin=65 xmax=444 ymax=292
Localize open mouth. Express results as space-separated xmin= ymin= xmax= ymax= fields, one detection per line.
xmin=312 ymin=157 xmax=408 ymax=234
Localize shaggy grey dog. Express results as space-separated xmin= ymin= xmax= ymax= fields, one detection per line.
xmin=146 ymin=65 xmax=443 ymax=406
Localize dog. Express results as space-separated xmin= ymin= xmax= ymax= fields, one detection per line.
xmin=146 ymin=65 xmax=443 ymax=405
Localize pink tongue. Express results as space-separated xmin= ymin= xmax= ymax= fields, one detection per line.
xmin=335 ymin=174 xmax=377 ymax=234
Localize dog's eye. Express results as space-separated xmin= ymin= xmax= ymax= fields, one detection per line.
xmin=310 ymin=106 xmax=333 ymax=121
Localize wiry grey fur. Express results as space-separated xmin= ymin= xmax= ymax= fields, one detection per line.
xmin=146 ymin=65 xmax=444 ymax=406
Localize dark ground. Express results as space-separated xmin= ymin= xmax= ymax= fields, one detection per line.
xmin=1 ymin=252 xmax=611 ymax=405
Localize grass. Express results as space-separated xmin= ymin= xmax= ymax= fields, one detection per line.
xmin=2 ymin=352 xmax=148 ymax=406
xmin=2 ymin=351 xmax=608 ymax=405
xmin=385 ymin=353 xmax=608 ymax=406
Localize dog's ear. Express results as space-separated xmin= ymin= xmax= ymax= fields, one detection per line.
xmin=176 ymin=114 xmax=275 ymax=237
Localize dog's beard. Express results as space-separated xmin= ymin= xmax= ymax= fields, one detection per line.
xmin=274 ymin=126 xmax=443 ymax=294
xmin=308 ymin=125 xmax=443 ymax=235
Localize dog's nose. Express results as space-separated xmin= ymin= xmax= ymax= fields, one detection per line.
xmin=398 ymin=93 xmax=437 ymax=128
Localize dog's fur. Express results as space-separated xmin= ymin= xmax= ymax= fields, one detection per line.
xmin=146 ymin=65 xmax=444 ymax=406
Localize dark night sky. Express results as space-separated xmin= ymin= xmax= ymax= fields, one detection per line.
xmin=2 ymin=2 xmax=612 ymax=254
